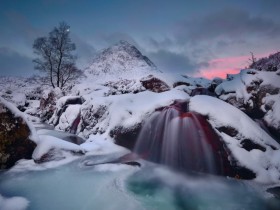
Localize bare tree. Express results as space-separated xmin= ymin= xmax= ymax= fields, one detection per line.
xmin=248 ymin=52 xmax=257 ymax=68
xmin=33 ymin=22 xmax=80 ymax=88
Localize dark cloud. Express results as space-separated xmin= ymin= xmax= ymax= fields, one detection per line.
xmin=148 ymin=50 xmax=205 ymax=73
xmin=0 ymin=47 xmax=34 ymax=76
xmin=3 ymin=11 xmax=43 ymax=47
xmin=175 ymin=9 xmax=280 ymax=44
xmin=71 ymin=34 xmax=96 ymax=69
xmin=101 ymin=33 xmax=139 ymax=48
xmin=147 ymin=37 xmax=174 ymax=50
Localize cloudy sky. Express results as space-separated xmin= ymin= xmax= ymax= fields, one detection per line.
xmin=1 ymin=0 xmax=280 ymax=78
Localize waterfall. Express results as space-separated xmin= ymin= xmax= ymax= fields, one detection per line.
xmin=133 ymin=103 xmax=230 ymax=175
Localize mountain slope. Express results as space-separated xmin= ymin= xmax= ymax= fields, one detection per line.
xmin=84 ymin=40 xmax=159 ymax=79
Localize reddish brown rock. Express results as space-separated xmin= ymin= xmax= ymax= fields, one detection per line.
xmin=140 ymin=75 xmax=170 ymax=93
xmin=0 ymin=98 xmax=36 ymax=169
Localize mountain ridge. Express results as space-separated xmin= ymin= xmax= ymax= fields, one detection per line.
xmin=84 ymin=40 xmax=160 ymax=78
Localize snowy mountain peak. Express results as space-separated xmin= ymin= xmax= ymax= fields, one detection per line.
xmin=84 ymin=40 xmax=159 ymax=79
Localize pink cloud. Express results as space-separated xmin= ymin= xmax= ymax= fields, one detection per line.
xmin=196 ymin=52 xmax=275 ymax=79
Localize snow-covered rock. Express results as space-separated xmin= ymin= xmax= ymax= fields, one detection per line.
xmin=48 ymin=95 xmax=84 ymax=126
xmin=249 ymin=51 xmax=280 ymax=72
xmin=0 ymin=97 xmax=37 ymax=169
xmin=189 ymin=95 xmax=280 ymax=183
xmin=262 ymin=94 xmax=280 ymax=140
xmin=77 ymin=89 xmax=189 ymax=138
xmin=140 ymin=75 xmax=170 ymax=93
xmin=215 ymin=69 xmax=280 ymax=140
xmin=40 ymin=88 xmax=64 ymax=121
xmin=0 ymin=76 xmax=47 ymax=113
xmin=32 ymin=135 xmax=84 ymax=162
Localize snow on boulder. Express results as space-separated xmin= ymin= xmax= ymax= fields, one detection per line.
xmin=33 ymin=135 xmax=84 ymax=163
xmin=262 ymin=94 xmax=280 ymax=141
xmin=78 ymin=89 xmax=189 ymax=138
xmin=0 ymin=97 xmax=38 ymax=169
xmin=49 ymin=95 xmax=84 ymax=127
xmin=1 ymin=92 xmax=27 ymax=111
xmin=215 ymin=69 xmax=280 ymax=118
xmin=40 ymin=88 xmax=63 ymax=121
xmin=140 ymin=75 xmax=170 ymax=93
xmin=189 ymin=95 xmax=280 ymax=183
xmin=103 ymin=79 xmax=145 ymax=95
xmin=55 ymin=104 xmax=81 ymax=133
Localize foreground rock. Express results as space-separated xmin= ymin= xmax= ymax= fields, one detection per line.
xmin=189 ymin=95 xmax=280 ymax=183
xmin=216 ymin=69 xmax=280 ymax=142
xmin=40 ymin=88 xmax=64 ymax=121
xmin=0 ymin=97 xmax=36 ymax=169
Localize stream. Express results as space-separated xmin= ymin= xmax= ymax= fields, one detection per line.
xmin=0 ymin=123 xmax=279 ymax=210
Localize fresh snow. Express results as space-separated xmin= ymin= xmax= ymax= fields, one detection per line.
xmin=32 ymin=134 xmax=84 ymax=160
xmin=56 ymin=104 xmax=81 ymax=131
xmin=215 ymin=69 xmax=280 ymax=103
xmin=263 ymin=94 xmax=280 ymax=131
xmin=80 ymin=134 xmax=129 ymax=154
xmin=78 ymin=88 xmax=189 ymax=137
xmin=84 ymin=40 xmax=159 ymax=80
xmin=189 ymin=95 xmax=280 ymax=183
xmin=0 ymin=194 xmax=29 ymax=210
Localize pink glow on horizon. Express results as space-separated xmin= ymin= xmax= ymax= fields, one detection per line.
xmin=196 ymin=55 xmax=248 ymax=79
xmin=196 ymin=51 xmax=275 ymax=79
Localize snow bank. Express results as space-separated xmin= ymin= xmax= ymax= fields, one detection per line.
xmin=189 ymin=95 xmax=280 ymax=183
xmin=189 ymin=95 xmax=279 ymax=149
xmin=80 ymin=134 xmax=129 ymax=154
xmin=215 ymin=69 xmax=280 ymax=103
xmin=0 ymin=194 xmax=29 ymax=210
xmin=79 ymin=89 xmax=189 ymax=137
xmin=32 ymin=135 xmax=84 ymax=160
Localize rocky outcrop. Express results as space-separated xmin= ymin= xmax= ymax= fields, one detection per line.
xmin=249 ymin=51 xmax=280 ymax=71
xmin=140 ymin=75 xmax=170 ymax=93
xmin=110 ymin=124 xmax=142 ymax=150
xmin=216 ymin=70 xmax=280 ymax=120
xmin=0 ymin=97 xmax=36 ymax=169
xmin=104 ymin=79 xmax=145 ymax=95
xmin=40 ymin=88 xmax=63 ymax=121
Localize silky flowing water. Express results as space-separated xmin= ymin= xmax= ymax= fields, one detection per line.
xmin=134 ymin=105 xmax=230 ymax=175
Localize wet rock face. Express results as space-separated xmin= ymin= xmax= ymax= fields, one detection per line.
xmin=0 ymin=102 xmax=36 ymax=169
xmin=140 ymin=75 xmax=170 ymax=93
xmin=110 ymin=124 xmax=142 ymax=150
xmin=40 ymin=90 xmax=57 ymax=121
xmin=190 ymin=87 xmax=216 ymax=97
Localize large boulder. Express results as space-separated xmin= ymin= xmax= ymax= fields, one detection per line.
xmin=140 ymin=75 xmax=170 ymax=93
xmin=216 ymin=70 xmax=280 ymax=118
xmin=40 ymin=88 xmax=63 ymax=121
xmin=0 ymin=97 xmax=36 ymax=169
xmin=189 ymin=95 xmax=280 ymax=183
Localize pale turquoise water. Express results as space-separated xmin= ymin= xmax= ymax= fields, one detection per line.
xmin=0 ymin=156 xmax=271 ymax=210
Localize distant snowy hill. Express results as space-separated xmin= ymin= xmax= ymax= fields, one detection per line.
xmin=250 ymin=51 xmax=280 ymax=72
xmin=84 ymin=40 xmax=159 ymax=80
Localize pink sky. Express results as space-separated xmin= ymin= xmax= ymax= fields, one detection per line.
xmin=196 ymin=52 xmax=273 ymax=79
